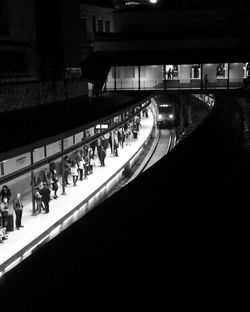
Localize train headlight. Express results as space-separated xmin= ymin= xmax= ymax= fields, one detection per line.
xmin=169 ymin=114 xmax=174 ymax=119
xmin=158 ymin=114 xmax=163 ymax=120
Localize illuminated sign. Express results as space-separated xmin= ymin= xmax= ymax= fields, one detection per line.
xmin=95 ymin=124 xmax=108 ymax=129
xmin=159 ymin=104 xmax=170 ymax=107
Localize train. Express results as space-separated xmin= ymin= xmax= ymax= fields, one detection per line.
xmin=151 ymin=95 xmax=177 ymax=128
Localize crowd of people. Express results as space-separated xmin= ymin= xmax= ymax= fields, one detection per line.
xmin=0 ymin=185 xmax=24 ymax=243
xmin=0 ymin=109 xmax=149 ymax=243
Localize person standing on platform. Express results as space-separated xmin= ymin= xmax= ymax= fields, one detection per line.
xmin=0 ymin=185 xmax=11 ymax=203
xmin=0 ymin=197 xmax=9 ymax=229
xmin=114 ymin=130 xmax=119 ymax=157
xmin=78 ymin=156 xmax=84 ymax=181
xmin=132 ymin=122 xmax=139 ymax=140
xmin=204 ymin=74 xmax=208 ymax=89
xmin=71 ymin=161 xmax=78 ymax=186
xmin=135 ymin=115 xmax=141 ymax=130
xmin=108 ymin=133 xmax=113 ymax=154
xmin=84 ymin=153 xmax=90 ymax=176
xmin=63 ymin=156 xmax=71 ymax=186
xmin=102 ymin=136 xmax=109 ymax=152
xmin=90 ymin=140 xmax=97 ymax=157
xmin=120 ymin=127 xmax=125 ymax=148
xmin=13 ymin=193 xmax=24 ymax=230
xmin=89 ymin=156 xmax=94 ymax=174
xmin=100 ymin=146 xmax=106 ymax=166
xmin=51 ymin=169 xmax=59 ymax=199
xmin=34 ymin=186 xmax=43 ymax=215
xmin=39 ymin=183 xmax=51 ymax=213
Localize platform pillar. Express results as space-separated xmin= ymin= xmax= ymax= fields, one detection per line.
xmin=61 ymin=139 xmax=66 ymax=195
xmin=200 ymin=63 xmax=203 ymax=90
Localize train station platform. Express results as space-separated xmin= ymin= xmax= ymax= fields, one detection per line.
xmin=0 ymin=108 xmax=155 ymax=275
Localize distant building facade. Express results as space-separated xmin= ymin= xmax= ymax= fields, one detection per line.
xmin=80 ymin=1 xmax=115 ymax=61
xmin=0 ymin=0 xmax=37 ymax=84
xmin=0 ymin=0 xmax=88 ymax=112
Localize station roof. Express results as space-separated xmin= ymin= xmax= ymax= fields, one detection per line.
xmin=0 ymin=93 xmax=147 ymax=157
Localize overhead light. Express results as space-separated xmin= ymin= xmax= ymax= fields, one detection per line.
xmin=150 ymin=0 xmax=157 ymax=3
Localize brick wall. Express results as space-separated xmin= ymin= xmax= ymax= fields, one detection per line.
xmin=0 ymin=79 xmax=88 ymax=112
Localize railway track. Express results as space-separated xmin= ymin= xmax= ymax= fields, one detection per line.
xmin=142 ymin=129 xmax=176 ymax=172
xmin=107 ymin=128 xmax=176 ymax=198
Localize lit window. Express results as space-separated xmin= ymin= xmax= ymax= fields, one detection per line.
xmin=216 ymin=63 xmax=228 ymax=78
xmin=191 ymin=64 xmax=201 ymax=79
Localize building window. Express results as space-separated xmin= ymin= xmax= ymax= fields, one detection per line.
xmin=81 ymin=17 xmax=88 ymax=33
xmin=122 ymin=66 xmax=135 ymax=78
xmin=92 ymin=15 xmax=96 ymax=32
xmin=165 ymin=65 xmax=179 ymax=79
xmin=97 ymin=19 xmax=103 ymax=32
xmin=191 ymin=64 xmax=201 ymax=79
xmin=216 ymin=63 xmax=228 ymax=78
xmin=112 ymin=67 xmax=120 ymax=78
xmin=140 ymin=66 xmax=146 ymax=78
xmin=105 ymin=20 xmax=111 ymax=32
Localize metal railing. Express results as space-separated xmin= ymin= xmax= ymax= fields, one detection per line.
xmin=107 ymin=79 xmax=244 ymax=91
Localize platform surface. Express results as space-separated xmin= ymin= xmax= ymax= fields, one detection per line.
xmin=0 ymin=110 xmax=154 ymax=271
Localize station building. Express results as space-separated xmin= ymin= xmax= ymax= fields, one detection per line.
xmin=1 ymin=0 xmax=250 ymax=310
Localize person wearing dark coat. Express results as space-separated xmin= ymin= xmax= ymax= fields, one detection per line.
xmin=39 ymin=183 xmax=51 ymax=213
xmin=100 ymin=146 xmax=106 ymax=166
xmin=13 ymin=193 xmax=24 ymax=230
xmin=0 ymin=197 xmax=9 ymax=229
xmin=51 ymin=170 xmax=59 ymax=199
xmin=90 ymin=140 xmax=97 ymax=156
xmin=0 ymin=185 xmax=11 ymax=203
xmin=63 ymin=156 xmax=71 ymax=186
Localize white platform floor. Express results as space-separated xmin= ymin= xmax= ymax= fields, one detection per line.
xmin=0 ymin=111 xmax=154 ymax=271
